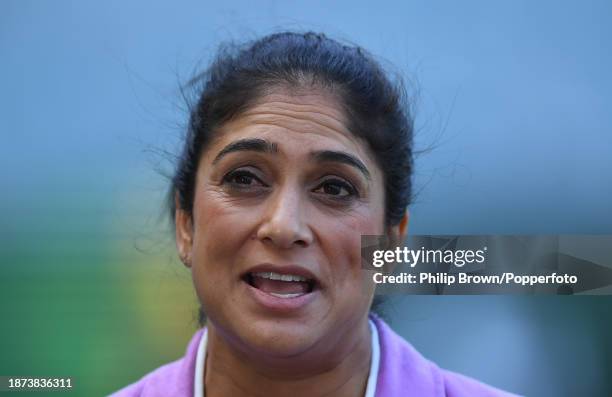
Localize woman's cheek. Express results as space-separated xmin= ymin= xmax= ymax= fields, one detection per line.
xmin=322 ymin=213 xmax=371 ymax=273
xmin=194 ymin=193 xmax=258 ymax=251
xmin=329 ymin=208 xmax=383 ymax=292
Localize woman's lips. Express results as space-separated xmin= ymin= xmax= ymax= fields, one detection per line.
xmin=240 ymin=264 xmax=320 ymax=312
xmin=243 ymin=278 xmax=319 ymax=312
xmin=243 ymin=263 xmax=319 ymax=284
xmin=250 ymin=274 xmax=311 ymax=296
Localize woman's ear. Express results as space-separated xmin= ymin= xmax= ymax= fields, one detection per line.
xmin=175 ymin=192 xmax=194 ymax=268
xmin=381 ymin=212 xmax=409 ymax=274
xmin=387 ymin=211 xmax=409 ymax=247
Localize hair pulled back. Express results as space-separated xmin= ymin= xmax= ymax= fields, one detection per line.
xmin=170 ymin=32 xmax=413 ymax=227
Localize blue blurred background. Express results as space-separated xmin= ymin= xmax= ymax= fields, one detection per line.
xmin=1 ymin=0 xmax=611 ymax=395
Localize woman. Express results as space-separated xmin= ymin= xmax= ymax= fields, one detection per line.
xmin=111 ymin=32 xmax=517 ymax=397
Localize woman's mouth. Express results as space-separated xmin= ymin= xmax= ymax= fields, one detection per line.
xmin=244 ymin=271 xmax=316 ymax=299
xmin=240 ymin=265 xmax=321 ymax=312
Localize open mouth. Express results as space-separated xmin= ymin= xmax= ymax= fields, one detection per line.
xmin=242 ymin=271 xmax=317 ymax=299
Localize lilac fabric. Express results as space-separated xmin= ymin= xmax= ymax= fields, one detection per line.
xmin=109 ymin=314 xmax=519 ymax=397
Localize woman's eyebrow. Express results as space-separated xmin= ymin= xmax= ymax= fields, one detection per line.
xmin=212 ymin=138 xmax=278 ymax=165
xmin=311 ymin=150 xmax=371 ymax=179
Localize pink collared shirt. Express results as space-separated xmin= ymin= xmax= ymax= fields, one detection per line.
xmin=110 ymin=314 xmax=520 ymax=397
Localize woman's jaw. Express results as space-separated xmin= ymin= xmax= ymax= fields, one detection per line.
xmin=204 ymin=303 xmax=373 ymax=381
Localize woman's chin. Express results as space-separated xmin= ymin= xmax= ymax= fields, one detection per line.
xmin=240 ymin=322 xmax=323 ymax=359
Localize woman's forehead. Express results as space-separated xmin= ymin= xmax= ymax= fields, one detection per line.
xmin=209 ymin=92 xmax=372 ymax=161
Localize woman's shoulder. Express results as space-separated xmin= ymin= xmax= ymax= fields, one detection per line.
xmin=370 ymin=314 xmax=521 ymax=397
xmin=440 ymin=369 xmax=520 ymax=397
xmin=108 ymin=329 xmax=204 ymax=397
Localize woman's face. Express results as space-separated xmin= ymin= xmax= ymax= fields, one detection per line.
xmin=177 ymin=89 xmax=398 ymax=359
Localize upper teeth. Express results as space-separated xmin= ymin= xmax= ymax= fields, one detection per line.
xmin=252 ymin=272 xmax=308 ymax=282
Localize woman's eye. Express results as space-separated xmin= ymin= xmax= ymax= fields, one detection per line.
xmin=233 ymin=173 xmax=254 ymax=185
xmin=223 ymin=170 xmax=265 ymax=187
xmin=314 ymin=179 xmax=357 ymax=199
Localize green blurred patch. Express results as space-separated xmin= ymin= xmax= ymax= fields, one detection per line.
xmin=0 ymin=207 xmax=197 ymax=396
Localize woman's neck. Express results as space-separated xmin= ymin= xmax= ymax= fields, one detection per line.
xmin=202 ymin=318 xmax=372 ymax=397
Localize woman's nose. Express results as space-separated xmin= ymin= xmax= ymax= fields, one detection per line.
xmin=256 ymin=187 xmax=313 ymax=249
